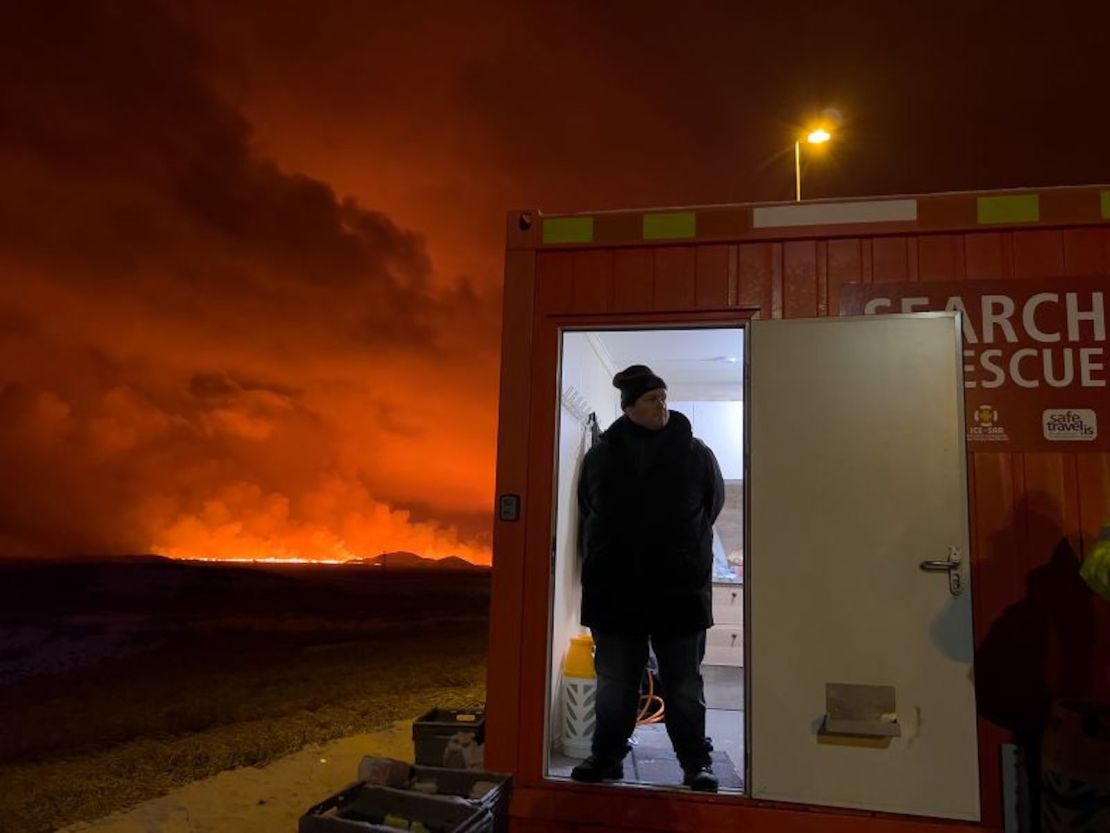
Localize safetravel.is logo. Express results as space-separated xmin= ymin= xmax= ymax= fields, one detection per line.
xmin=1042 ymin=409 xmax=1098 ymax=441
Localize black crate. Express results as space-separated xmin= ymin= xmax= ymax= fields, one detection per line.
xmin=299 ymin=783 xmax=490 ymax=833
xmin=407 ymin=766 xmax=511 ymax=833
xmin=412 ymin=709 xmax=485 ymax=768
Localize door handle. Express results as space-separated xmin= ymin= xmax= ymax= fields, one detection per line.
xmin=919 ymin=547 xmax=963 ymax=596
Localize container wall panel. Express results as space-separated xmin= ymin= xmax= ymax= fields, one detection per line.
xmin=1015 ymin=452 xmax=1103 ymax=724
xmin=782 ymin=240 xmax=818 ymax=319
xmin=968 ymin=451 xmax=1022 ymax=830
xmin=736 ymin=242 xmax=777 ymax=318
xmin=1076 ymin=453 xmax=1110 ymax=701
xmin=508 ymin=820 xmax=588 ymax=833
xmin=1019 ymin=454 xmax=1081 ymax=576
xmin=827 ymin=238 xmax=864 ymax=314
xmin=964 ymin=232 xmax=1010 ymax=280
xmin=953 ymin=202 xmax=1110 ymax=819
xmin=613 ymin=249 xmax=654 ymax=311
xmin=870 ymin=236 xmax=912 ymax=283
xmin=571 ymin=250 xmax=614 ymax=313
xmin=917 ymin=234 xmax=966 ymax=282
xmin=517 ymin=313 xmax=563 ymax=782
xmin=1077 ymin=453 xmax=1110 ymax=547
xmin=970 ymin=453 xmax=1024 ymax=626
xmin=485 ymin=249 xmax=537 ymax=772
xmin=514 ymin=214 xmax=1110 ymax=831
xmin=695 ymin=245 xmax=732 ymax=308
xmin=653 ymin=247 xmax=698 ymax=311
xmin=536 ymin=252 xmax=575 ymax=313
xmin=1011 ymin=229 xmax=1064 ymax=279
xmin=815 ymin=241 xmax=829 ymax=315
xmin=1062 ymin=227 xmax=1110 ymax=276
xmin=511 ymin=784 xmax=985 ymax=833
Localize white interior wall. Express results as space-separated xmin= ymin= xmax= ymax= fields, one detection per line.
xmin=668 ymin=400 xmax=744 ymax=480
xmin=549 ymin=332 xmax=620 ymax=753
xmin=547 ymin=329 xmax=745 ymax=756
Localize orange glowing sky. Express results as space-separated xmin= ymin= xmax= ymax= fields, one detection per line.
xmin=2 ymin=2 xmax=1107 ymax=564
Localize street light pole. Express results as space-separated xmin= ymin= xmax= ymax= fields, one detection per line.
xmin=794 ymin=128 xmax=831 ymax=202
xmin=794 ymin=140 xmax=802 ymax=201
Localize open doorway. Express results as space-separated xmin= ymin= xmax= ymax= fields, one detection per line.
xmin=545 ymin=326 xmax=745 ymax=792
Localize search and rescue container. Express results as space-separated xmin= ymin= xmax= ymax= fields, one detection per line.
xmin=486 ymin=185 xmax=1110 ymax=833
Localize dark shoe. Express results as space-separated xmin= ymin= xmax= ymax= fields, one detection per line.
xmin=570 ymin=755 xmax=624 ymax=783
xmin=683 ymin=765 xmax=719 ymax=793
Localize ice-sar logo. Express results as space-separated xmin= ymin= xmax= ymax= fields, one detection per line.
xmin=969 ymin=404 xmax=1007 ymax=442
xmin=974 ymin=405 xmax=998 ymax=428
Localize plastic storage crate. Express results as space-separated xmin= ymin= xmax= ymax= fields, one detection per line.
xmin=299 ymin=783 xmax=490 ymax=833
xmin=359 ymin=763 xmax=511 ymax=833
xmin=412 ymin=709 xmax=485 ymax=768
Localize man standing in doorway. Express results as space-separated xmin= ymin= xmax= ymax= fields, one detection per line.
xmin=572 ymin=364 xmax=725 ymax=792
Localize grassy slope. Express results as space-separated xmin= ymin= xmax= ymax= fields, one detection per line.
xmin=0 ymin=562 xmax=489 ymax=833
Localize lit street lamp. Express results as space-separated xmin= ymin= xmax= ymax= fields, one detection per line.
xmin=794 ymin=128 xmax=832 ymax=201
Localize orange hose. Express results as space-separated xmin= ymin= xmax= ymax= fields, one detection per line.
xmin=636 ymin=669 xmax=665 ymax=725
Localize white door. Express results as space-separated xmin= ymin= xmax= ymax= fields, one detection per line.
xmin=747 ymin=313 xmax=980 ymax=821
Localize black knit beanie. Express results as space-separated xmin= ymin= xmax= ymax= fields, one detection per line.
xmin=613 ymin=364 xmax=667 ymax=409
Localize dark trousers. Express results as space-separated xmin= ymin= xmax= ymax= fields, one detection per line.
xmin=590 ymin=629 xmax=713 ymax=771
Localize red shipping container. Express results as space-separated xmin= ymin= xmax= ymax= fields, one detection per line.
xmin=486 ymin=186 xmax=1110 ymax=833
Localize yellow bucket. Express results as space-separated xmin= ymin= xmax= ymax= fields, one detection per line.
xmin=563 ymin=633 xmax=596 ymax=678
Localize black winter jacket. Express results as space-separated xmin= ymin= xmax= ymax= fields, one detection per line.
xmin=577 ymin=410 xmax=725 ymax=635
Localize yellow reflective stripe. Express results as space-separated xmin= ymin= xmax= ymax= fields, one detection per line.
xmin=643 ymin=211 xmax=696 ymax=240
xmin=977 ymin=195 xmax=1039 ymax=224
xmin=543 ymin=217 xmax=594 ymax=244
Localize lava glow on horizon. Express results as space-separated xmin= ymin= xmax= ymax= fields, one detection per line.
xmin=149 ymin=511 xmax=493 ymax=566
xmin=173 ymin=555 xmax=485 ymax=566
xmin=176 ymin=555 xmax=359 ymax=565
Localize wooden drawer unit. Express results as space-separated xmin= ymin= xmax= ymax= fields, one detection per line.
xmin=704 ymin=624 xmax=743 ymax=667
xmin=706 ymin=581 xmax=743 ymax=667
xmin=711 ymin=581 xmax=744 ymax=625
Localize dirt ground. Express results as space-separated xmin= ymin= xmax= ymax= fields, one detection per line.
xmin=0 ymin=559 xmax=490 ymax=833
xmin=57 ymin=719 xmax=416 ymax=833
